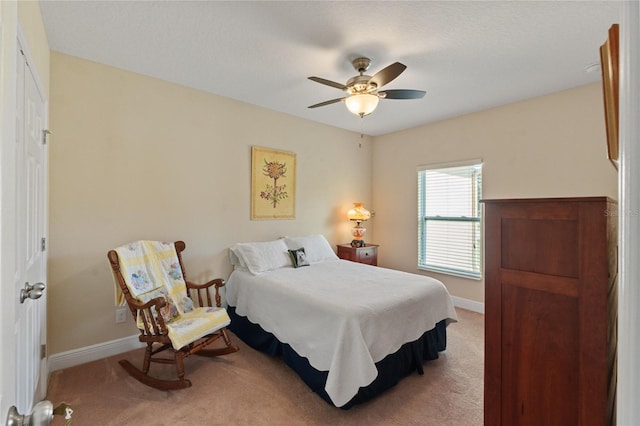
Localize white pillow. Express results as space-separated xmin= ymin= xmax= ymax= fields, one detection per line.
xmin=228 ymin=247 xmax=249 ymax=271
xmin=231 ymin=239 xmax=292 ymax=275
xmin=284 ymin=234 xmax=338 ymax=263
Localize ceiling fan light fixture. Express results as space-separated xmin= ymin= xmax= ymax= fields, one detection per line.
xmin=344 ymin=93 xmax=379 ymax=117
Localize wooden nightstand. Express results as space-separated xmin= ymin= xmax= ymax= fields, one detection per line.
xmin=337 ymin=244 xmax=379 ymax=266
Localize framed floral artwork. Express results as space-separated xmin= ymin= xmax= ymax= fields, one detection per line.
xmin=251 ymin=146 xmax=296 ymax=220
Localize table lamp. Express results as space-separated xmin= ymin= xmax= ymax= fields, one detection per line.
xmin=347 ymin=202 xmax=371 ymax=247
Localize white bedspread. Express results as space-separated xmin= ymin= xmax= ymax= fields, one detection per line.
xmin=226 ymin=259 xmax=458 ymax=407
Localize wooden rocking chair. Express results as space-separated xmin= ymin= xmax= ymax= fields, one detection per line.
xmin=108 ymin=240 xmax=238 ymax=390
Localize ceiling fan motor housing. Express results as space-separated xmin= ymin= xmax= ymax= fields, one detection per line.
xmin=346 ymin=75 xmax=376 ymax=94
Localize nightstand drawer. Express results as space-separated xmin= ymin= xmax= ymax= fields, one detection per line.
xmin=357 ymin=247 xmax=376 ymax=264
xmin=336 ymin=244 xmax=378 ymax=266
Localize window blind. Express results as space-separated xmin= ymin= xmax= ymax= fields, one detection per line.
xmin=417 ymin=161 xmax=482 ymax=279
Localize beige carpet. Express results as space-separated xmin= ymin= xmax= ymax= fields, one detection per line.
xmin=47 ymin=308 xmax=483 ymax=426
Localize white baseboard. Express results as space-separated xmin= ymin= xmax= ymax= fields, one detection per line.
xmin=451 ymin=295 xmax=485 ymax=314
xmin=48 ymin=335 xmax=144 ymax=372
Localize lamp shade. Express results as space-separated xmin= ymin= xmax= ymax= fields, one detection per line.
xmin=347 ymin=202 xmax=371 ymax=221
xmin=344 ymin=94 xmax=379 ymax=117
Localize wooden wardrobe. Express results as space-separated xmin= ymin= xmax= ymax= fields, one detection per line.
xmin=483 ymin=197 xmax=617 ymax=425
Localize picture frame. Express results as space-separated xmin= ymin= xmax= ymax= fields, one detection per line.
xmin=600 ymin=23 xmax=619 ymax=168
xmin=251 ymin=146 xmax=296 ymax=220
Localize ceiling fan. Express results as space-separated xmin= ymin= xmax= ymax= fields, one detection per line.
xmin=307 ymin=57 xmax=426 ymax=117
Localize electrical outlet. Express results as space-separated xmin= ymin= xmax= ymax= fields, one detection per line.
xmin=115 ymin=307 xmax=127 ymax=323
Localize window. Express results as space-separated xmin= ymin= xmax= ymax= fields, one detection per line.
xmin=417 ymin=160 xmax=482 ymax=279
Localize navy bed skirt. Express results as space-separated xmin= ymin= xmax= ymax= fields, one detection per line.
xmin=227 ymin=306 xmax=448 ymax=409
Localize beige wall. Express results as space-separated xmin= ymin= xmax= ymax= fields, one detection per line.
xmin=48 ymin=52 xmax=373 ymax=354
xmin=372 ymin=83 xmax=618 ymax=303
xmin=48 ymin=53 xmax=617 ymax=354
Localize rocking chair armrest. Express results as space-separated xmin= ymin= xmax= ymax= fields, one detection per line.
xmin=185 ymin=278 xmax=225 ymax=308
xmin=128 ymin=296 xmax=167 ymax=311
xmin=130 ymin=296 xmax=170 ymax=335
xmin=185 ymin=278 xmax=226 ymax=290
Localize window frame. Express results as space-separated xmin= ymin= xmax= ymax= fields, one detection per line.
xmin=417 ymin=159 xmax=483 ymax=280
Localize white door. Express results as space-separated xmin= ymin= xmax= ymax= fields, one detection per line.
xmin=15 ymin=42 xmax=48 ymax=414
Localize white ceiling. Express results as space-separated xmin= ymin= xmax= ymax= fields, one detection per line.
xmin=38 ymin=1 xmax=621 ymax=136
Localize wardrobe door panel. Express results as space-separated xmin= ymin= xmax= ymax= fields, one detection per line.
xmin=501 ymin=284 xmax=579 ymax=425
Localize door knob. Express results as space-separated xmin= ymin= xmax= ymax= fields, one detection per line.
xmin=5 ymin=400 xmax=53 ymax=426
xmin=20 ymin=282 xmax=46 ymax=304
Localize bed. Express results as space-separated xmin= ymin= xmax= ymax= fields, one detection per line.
xmin=226 ymin=235 xmax=458 ymax=408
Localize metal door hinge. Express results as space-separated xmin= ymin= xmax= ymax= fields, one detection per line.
xmin=42 ymin=129 xmax=52 ymax=145
xmin=41 ymin=344 xmax=46 ymax=359
xmin=41 ymin=237 xmax=46 ymax=252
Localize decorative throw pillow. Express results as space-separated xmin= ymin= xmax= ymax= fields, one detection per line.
xmin=288 ymin=247 xmax=310 ymax=268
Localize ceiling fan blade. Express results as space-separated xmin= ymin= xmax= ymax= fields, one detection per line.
xmin=308 ymin=76 xmax=347 ymax=90
xmin=379 ymin=89 xmax=426 ymax=99
xmin=369 ymin=62 xmax=407 ymax=88
xmin=308 ymin=97 xmax=345 ymax=108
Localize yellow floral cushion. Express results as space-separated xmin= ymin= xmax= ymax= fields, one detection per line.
xmin=166 ymin=307 xmax=231 ymax=349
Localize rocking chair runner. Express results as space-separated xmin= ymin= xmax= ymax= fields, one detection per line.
xmin=108 ymin=240 xmax=238 ymax=390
